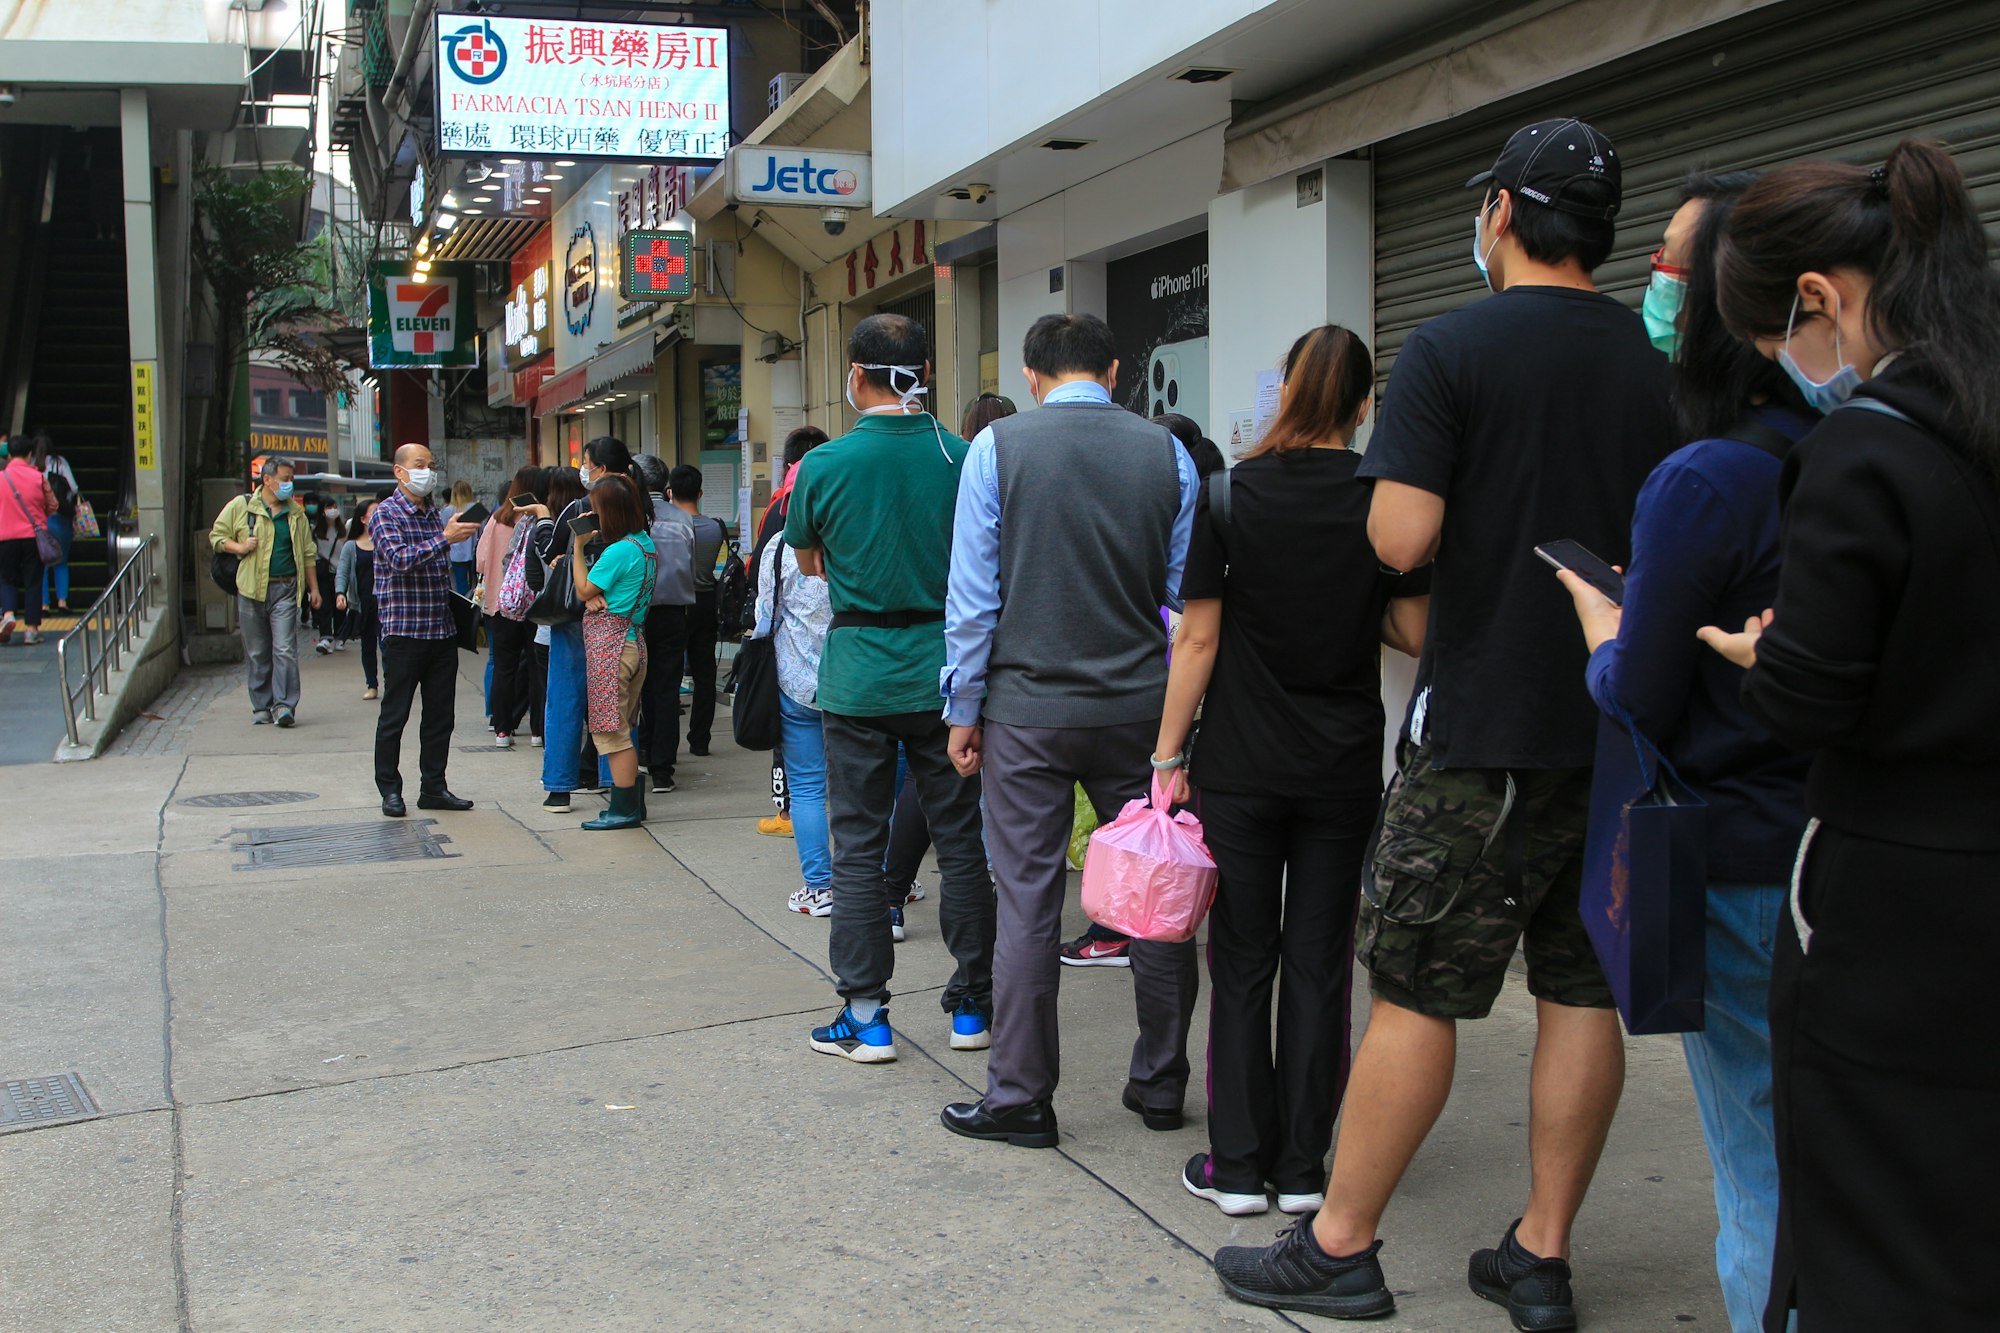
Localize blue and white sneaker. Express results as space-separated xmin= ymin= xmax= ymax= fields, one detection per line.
xmin=809 ymin=1004 xmax=897 ymax=1063
xmin=890 ymin=905 xmax=906 ymax=943
xmin=950 ymin=999 xmax=991 ymax=1051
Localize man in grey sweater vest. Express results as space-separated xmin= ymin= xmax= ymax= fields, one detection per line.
xmin=937 ymin=313 xmax=1201 ymax=1148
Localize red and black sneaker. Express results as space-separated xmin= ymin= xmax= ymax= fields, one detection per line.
xmin=1059 ymin=931 xmax=1131 ymax=968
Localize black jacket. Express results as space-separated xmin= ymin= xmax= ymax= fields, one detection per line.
xmin=1744 ymin=358 xmax=2000 ymax=850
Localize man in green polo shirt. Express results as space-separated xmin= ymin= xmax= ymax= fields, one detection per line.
xmin=785 ymin=313 xmax=994 ymax=1066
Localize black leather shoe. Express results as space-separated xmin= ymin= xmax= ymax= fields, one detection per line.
xmin=1122 ymin=1087 xmax=1185 ymax=1131
xmin=416 ymin=789 xmax=473 ymax=811
xmin=380 ymin=792 xmax=406 ymax=818
xmin=940 ymin=1098 xmax=1059 ymax=1148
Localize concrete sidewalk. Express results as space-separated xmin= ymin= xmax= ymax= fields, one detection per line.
xmin=0 ymin=646 xmax=1728 ymax=1331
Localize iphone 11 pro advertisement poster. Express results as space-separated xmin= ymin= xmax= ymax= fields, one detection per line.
xmin=1105 ymin=233 xmax=1210 ymax=437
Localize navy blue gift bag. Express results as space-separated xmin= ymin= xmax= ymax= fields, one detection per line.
xmin=1580 ymin=710 xmax=1708 ymax=1035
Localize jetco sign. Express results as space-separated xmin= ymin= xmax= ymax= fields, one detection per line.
xmin=726 ymin=147 xmax=870 ymax=210
xmin=433 ymin=15 xmax=730 ymax=160
xmin=367 ymin=262 xmax=479 ymax=369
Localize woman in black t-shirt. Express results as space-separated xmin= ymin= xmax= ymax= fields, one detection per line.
xmin=1156 ymin=325 xmax=1428 ymax=1218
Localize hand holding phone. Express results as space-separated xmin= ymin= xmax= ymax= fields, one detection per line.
xmin=568 ymin=512 xmax=600 ymax=539
xmin=1534 ymin=539 xmax=1625 ymax=606
xmin=457 ymin=501 xmax=491 ymax=527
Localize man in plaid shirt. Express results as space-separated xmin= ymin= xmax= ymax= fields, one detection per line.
xmin=370 ymin=443 xmax=481 ymax=818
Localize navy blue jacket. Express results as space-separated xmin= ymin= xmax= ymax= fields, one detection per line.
xmin=1585 ymin=408 xmax=1814 ymax=884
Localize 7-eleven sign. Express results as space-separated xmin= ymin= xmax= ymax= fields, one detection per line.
xmin=368 ymin=262 xmax=478 ymax=368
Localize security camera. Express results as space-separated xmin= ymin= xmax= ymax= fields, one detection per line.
xmin=0 ymin=87 xmax=18 ymax=109
xmin=821 ymin=207 xmax=849 ymax=237
xmin=965 ymin=183 xmax=992 ymax=205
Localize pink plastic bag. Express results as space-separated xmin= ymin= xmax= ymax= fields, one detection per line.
xmin=1080 ymin=775 xmax=1219 ymax=943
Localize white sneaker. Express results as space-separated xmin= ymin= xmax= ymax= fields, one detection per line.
xmin=903 ymin=877 xmax=927 ymax=903
xmin=1277 ymin=1190 xmax=1326 ymax=1215
xmin=333 ymin=639 xmax=347 ymax=652
xmin=314 ymin=636 xmax=333 ymax=655
xmin=530 ymin=735 xmax=544 ymax=748
xmin=494 ymin=733 xmax=514 ymax=749
xmin=787 ymin=886 xmax=832 ymax=917
xmin=1184 ymin=1154 xmax=1268 ymax=1216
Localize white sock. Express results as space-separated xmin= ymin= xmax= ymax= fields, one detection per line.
xmin=849 ymin=998 xmax=882 ymax=1024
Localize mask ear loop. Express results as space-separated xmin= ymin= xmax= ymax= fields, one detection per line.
xmin=876 ymin=364 xmax=953 ymax=463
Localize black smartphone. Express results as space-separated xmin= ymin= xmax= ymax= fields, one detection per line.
xmin=457 ymin=501 xmax=491 ymax=526
xmin=511 ymin=493 xmax=540 ymax=509
xmin=1534 ymin=539 xmax=1625 ymax=606
xmin=568 ymin=512 xmax=600 ymax=538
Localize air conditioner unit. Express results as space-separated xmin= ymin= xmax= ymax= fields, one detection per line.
xmin=769 ymin=73 xmax=810 ymax=112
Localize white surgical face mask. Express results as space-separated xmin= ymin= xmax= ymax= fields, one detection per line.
xmin=1778 ymin=292 xmax=1865 ymax=415
xmin=851 ymin=362 xmax=929 ymax=414
xmin=403 ymin=466 xmax=437 ymax=497
xmin=579 ymin=463 xmax=594 ymax=486
xmin=1472 ymin=200 xmax=1500 ymax=292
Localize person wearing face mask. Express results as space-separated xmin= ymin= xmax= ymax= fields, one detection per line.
xmin=1695 ymin=140 xmax=2000 ymax=1333
xmin=785 ymin=312 xmax=994 ymax=1066
xmin=209 ymin=457 xmax=322 ymax=725
xmin=1554 ymin=169 xmax=1813 ymax=1333
xmin=369 ymin=443 xmax=482 ymax=818
xmin=1216 ymin=120 xmax=1673 ymax=1325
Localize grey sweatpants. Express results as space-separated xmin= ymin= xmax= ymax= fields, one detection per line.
xmin=981 ymin=717 xmax=1198 ymax=1113
xmin=239 ymin=578 xmax=300 ymax=713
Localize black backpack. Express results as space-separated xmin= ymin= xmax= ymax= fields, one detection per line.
xmin=714 ymin=537 xmax=751 ymax=641
xmin=210 ymin=495 xmax=256 ymax=595
xmin=47 ymin=468 xmax=75 ymax=521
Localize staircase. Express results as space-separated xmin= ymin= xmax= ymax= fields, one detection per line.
xmin=22 ymin=130 xmax=130 ymax=608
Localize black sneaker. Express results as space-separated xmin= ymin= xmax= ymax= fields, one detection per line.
xmin=1468 ymin=1220 xmax=1576 ymax=1332
xmin=652 ymin=774 xmax=676 ymax=794
xmin=1213 ymin=1217 xmax=1394 ymax=1320
xmin=542 ymin=791 xmax=571 ymax=814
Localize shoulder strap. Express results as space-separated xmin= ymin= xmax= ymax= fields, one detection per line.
xmin=1721 ymin=415 xmax=1798 ymax=462
xmin=1207 ymin=468 xmax=1231 ymax=538
xmin=1837 ymin=396 xmax=1920 ymax=427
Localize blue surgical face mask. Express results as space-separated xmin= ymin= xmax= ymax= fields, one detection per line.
xmin=1778 ymin=292 xmax=1864 ymax=414
xmin=1641 ymin=271 xmax=1686 ymax=357
xmin=276 ymin=480 xmax=294 ymax=501
xmin=1472 ymin=201 xmax=1499 ymax=292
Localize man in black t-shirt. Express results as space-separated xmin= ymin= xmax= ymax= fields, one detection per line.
xmin=1215 ymin=120 xmax=1674 ymax=1327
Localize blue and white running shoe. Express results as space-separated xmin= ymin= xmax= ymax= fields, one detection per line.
xmin=950 ymin=999 xmax=992 ymax=1051
xmin=810 ymin=1004 xmax=897 ymax=1063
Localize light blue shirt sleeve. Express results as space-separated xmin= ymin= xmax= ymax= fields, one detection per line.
xmin=940 ymin=423 xmax=1002 ymax=726
xmin=1164 ymin=443 xmax=1198 ymax=613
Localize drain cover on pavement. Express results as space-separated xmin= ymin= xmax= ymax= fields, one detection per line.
xmin=0 ymin=1073 xmax=101 ymax=1133
xmin=181 ymin=790 xmax=319 ymax=808
xmin=230 ymin=818 xmax=456 ymax=870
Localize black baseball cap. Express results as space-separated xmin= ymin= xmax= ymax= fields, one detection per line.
xmin=1466 ymin=118 xmax=1622 ymax=220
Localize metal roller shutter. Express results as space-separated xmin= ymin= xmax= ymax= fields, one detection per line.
xmin=1371 ymin=0 xmax=2000 ymax=383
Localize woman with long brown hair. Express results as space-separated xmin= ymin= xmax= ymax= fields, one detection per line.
xmin=481 ymin=464 xmax=548 ymax=749
xmin=568 ymin=474 xmax=656 ymax=829
xmin=1702 ymin=139 xmax=2000 ymax=1331
xmin=1154 ymin=324 xmax=1429 ymax=1218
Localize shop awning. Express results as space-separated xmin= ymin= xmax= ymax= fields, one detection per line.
xmin=586 ymin=327 xmax=660 ymax=394
xmin=536 ymin=365 xmax=589 ymax=417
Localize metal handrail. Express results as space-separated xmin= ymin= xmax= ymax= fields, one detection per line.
xmin=56 ymin=533 xmax=160 ymax=748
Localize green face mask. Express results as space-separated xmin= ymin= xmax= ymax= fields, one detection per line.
xmin=1642 ymin=270 xmax=1687 ymax=357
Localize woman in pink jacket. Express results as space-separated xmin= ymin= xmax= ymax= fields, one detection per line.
xmin=0 ymin=445 xmax=56 ymax=645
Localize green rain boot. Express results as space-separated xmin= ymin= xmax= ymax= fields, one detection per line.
xmin=581 ymin=784 xmax=644 ymax=831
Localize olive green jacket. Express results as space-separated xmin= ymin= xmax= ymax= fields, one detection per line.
xmin=209 ymin=490 xmax=316 ymax=602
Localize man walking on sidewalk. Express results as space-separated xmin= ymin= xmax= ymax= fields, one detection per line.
xmin=371 ymin=443 xmax=481 ymax=818
xmin=937 ymin=312 xmax=1200 ymax=1149
xmin=209 ymin=457 xmax=321 ymax=727
xmin=1213 ymin=119 xmax=1675 ymax=1325
xmin=786 ymin=312 xmax=994 ymax=1064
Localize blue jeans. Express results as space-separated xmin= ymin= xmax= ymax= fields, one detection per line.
xmin=42 ymin=513 xmax=73 ymax=605
xmin=542 ymin=621 xmax=588 ymax=793
xmin=1682 ymin=882 xmax=1791 ymax=1333
xmin=779 ymin=692 xmax=830 ymax=889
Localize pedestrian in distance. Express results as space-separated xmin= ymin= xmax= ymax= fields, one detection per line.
xmin=785 ymin=311 xmax=995 ymax=1065
xmin=513 ymin=464 xmax=589 ymax=811
xmin=445 ymin=478 xmax=477 ymax=597
xmin=1698 ymin=137 xmax=2000 ymax=1333
xmin=370 ymin=443 xmax=480 ymax=818
xmin=959 ymin=390 xmax=1016 ymax=441
xmin=631 ymin=453 xmax=693 ymax=794
xmin=335 ymin=498 xmax=381 ymax=700
xmin=312 ymin=503 xmax=344 ymax=654
xmin=751 ymin=498 xmax=833 ymax=913
xmin=568 ymin=474 xmax=657 ymax=831
xmin=480 ymin=466 xmax=546 ymax=751
xmin=0 ymin=431 xmax=58 ymax=645
xmin=32 ymin=433 xmax=78 ymax=613
xmin=1213 ymin=118 xmax=1676 ymax=1326
xmin=667 ymin=463 xmax=728 ymax=758
xmin=208 ymin=457 xmax=322 ymax=724
xmin=938 ymin=311 xmax=1200 ymax=1150
xmin=753 ymin=426 xmax=829 ymax=837
xmin=1555 ymin=170 xmax=1814 ymax=1333
xmin=1158 ymin=325 xmax=1429 ymax=1219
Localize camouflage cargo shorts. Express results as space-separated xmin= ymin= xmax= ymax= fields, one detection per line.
xmin=1355 ymin=742 xmax=1613 ymax=1021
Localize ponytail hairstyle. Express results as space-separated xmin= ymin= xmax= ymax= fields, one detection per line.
xmin=1243 ymin=325 xmax=1372 ymax=459
xmin=582 ymin=435 xmax=653 ymax=523
xmin=1715 ymin=139 xmax=2000 ymax=474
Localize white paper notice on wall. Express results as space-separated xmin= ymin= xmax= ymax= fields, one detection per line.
xmin=1227 ymin=410 xmax=1256 ymax=459
xmin=1253 ymin=370 xmax=1282 ymax=443
xmin=699 ymin=463 xmax=735 ymax=523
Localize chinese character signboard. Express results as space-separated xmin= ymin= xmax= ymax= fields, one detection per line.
xmin=505 ymin=230 xmax=553 ymax=370
xmin=433 ymin=16 xmax=730 ymax=160
xmin=131 ymin=361 xmax=157 ymax=471
xmin=367 ymin=262 xmax=479 ymax=369
xmin=621 ymin=230 xmax=693 ymax=301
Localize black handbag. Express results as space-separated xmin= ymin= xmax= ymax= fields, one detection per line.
xmin=730 ymin=545 xmax=785 ymax=751
xmin=526 ymin=545 xmax=584 ymax=626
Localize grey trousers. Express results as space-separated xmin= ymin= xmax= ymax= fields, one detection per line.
xmin=239 ymin=578 xmax=300 ymax=713
xmin=982 ymin=718 xmax=1199 ymax=1112
xmin=821 ymin=709 xmax=994 ymax=1014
